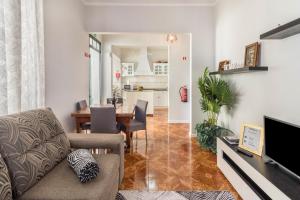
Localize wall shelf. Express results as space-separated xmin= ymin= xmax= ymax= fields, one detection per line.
xmin=209 ymin=66 xmax=268 ymax=75
xmin=260 ymin=18 xmax=300 ymax=40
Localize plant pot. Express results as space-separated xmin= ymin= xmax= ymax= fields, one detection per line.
xmin=195 ymin=122 xmax=231 ymax=153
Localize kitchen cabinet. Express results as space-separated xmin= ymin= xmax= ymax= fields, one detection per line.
xmin=153 ymin=63 xmax=168 ymax=76
xmin=122 ymin=91 xmax=154 ymax=115
xmin=121 ymin=63 xmax=135 ymax=76
xmin=153 ymin=91 xmax=168 ymax=107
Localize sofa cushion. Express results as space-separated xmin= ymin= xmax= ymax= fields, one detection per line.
xmin=0 ymin=108 xmax=70 ymax=198
xmin=0 ymin=154 xmax=12 ymax=200
xmin=19 ymin=154 xmax=120 ymax=200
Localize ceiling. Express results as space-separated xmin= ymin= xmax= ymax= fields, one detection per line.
xmin=82 ymin=0 xmax=217 ymax=6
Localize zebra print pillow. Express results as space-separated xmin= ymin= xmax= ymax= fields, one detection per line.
xmin=67 ymin=149 xmax=100 ymax=183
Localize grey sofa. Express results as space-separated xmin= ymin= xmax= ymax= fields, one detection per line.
xmin=0 ymin=108 xmax=124 ymax=200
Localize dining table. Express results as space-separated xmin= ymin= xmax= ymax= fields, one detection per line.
xmin=71 ymin=105 xmax=134 ymax=148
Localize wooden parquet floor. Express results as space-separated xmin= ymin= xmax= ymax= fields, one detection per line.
xmin=120 ymin=108 xmax=241 ymax=199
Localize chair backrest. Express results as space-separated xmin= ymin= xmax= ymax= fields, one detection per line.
xmin=90 ymin=106 xmax=119 ymax=133
xmin=116 ymin=98 xmax=123 ymax=104
xmin=77 ymin=100 xmax=88 ymax=111
xmin=107 ymin=98 xmax=123 ymax=104
xmin=107 ymin=98 xmax=113 ymax=104
xmin=135 ymin=99 xmax=148 ymax=124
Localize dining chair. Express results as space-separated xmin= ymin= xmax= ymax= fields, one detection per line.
xmin=78 ymin=100 xmax=88 ymax=110
xmin=128 ymin=100 xmax=148 ymax=144
xmin=107 ymin=98 xmax=123 ymax=106
xmin=77 ymin=100 xmax=90 ymax=133
xmin=90 ymin=106 xmax=121 ymax=134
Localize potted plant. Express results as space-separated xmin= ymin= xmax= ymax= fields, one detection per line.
xmin=196 ymin=68 xmax=235 ymax=153
xmin=112 ymin=86 xmax=121 ymax=108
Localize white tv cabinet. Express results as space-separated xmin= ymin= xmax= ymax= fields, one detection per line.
xmin=217 ymin=138 xmax=300 ymax=200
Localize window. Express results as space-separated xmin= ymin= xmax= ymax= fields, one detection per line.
xmin=89 ymin=35 xmax=101 ymax=53
xmin=89 ymin=35 xmax=102 ymax=105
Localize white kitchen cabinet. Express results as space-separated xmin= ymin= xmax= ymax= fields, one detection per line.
xmin=153 ymin=91 xmax=168 ymax=107
xmin=121 ymin=63 xmax=135 ymax=76
xmin=153 ymin=63 xmax=168 ymax=76
xmin=122 ymin=91 xmax=154 ymax=115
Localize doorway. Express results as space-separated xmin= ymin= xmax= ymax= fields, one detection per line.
xmin=88 ymin=33 xmax=192 ymax=133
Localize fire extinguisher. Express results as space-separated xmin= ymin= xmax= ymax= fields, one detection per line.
xmin=179 ymin=86 xmax=188 ymax=102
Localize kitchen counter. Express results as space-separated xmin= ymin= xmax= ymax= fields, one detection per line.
xmin=122 ymin=90 xmax=154 ymax=115
xmin=144 ymin=88 xmax=168 ymax=91
xmin=122 ymin=88 xmax=168 ymax=92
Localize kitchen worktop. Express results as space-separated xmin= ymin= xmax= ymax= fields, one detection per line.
xmin=122 ymin=90 xmax=154 ymax=115
xmin=123 ymin=88 xmax=168 ymax=92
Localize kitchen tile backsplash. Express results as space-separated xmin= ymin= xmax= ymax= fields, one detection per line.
xmin=122 ymin=76 xmax=168 ymax=89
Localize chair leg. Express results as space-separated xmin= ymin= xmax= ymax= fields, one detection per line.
xmin=136 ymin=131 xmax=138 ymax=140
xmin=135 ymin=131 xmax=138 ymax=150
xmin=145 ymin=130 xmax=148 ymax=145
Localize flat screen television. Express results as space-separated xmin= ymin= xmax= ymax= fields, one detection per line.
xmin=264 ymin=116 xmax=300 ymax=179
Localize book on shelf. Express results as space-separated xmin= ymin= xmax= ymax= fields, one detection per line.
xmin=223 ymin=135 xmax=239 ymax=145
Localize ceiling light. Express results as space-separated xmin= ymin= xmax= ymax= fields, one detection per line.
xmin=166 ymin=34 xmax=177 ymax=43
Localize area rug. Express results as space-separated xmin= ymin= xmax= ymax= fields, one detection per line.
xmin=116 ymin=190 xmax=235 ymax=200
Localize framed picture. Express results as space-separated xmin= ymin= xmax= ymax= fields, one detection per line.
xmin=244 ymin=42 xmax=260 ymax=67
xmin=239 ymin=124 xmax=264 ymax=156
xmin=218 ymin=60 xmax=230 ymax=71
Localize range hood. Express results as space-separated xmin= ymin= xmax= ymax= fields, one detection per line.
xmin=135 ymin=47 xmax=153 ymax=76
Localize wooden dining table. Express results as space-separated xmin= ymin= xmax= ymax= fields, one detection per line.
xmin=71 ymin=106 xmax=134 ymax=148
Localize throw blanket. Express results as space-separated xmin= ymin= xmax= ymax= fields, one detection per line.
xmin=67 ymin=149 xmax=100 ymax=183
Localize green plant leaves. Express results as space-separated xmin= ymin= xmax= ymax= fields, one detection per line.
xmin=195 ymin=122 xmax=232 ymax=153
xmin=198 ymin=67 xmax=234 ymax=125
xmin=196 ymin=68 xmax=235 ymax=153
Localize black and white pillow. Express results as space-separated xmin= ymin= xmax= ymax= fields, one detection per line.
xmin=67 ymin=149 xmax=100 ymax=183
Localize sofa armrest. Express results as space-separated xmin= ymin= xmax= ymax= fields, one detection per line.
xmin=66 ymin=133 xmax=124 ymax=184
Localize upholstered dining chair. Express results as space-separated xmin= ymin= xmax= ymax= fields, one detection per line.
xmin=77 ymin=100 xmax=90 ymax=133
xmin=90 ymin=106 xmax=121 ymax=134
xmin=107 ymin=98 xmax=124 ymax=107
xmin=128 ymin=100 xmax=148 ymax=144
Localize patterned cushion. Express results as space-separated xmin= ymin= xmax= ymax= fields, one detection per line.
xmin=0 ymin=154 xmax=12 ymax=200
xmin=67 ymin=149 xmax=99 ymax=183
xmin=0 ymin=108 xmax=70 ymax=198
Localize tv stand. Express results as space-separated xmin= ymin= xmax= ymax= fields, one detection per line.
xmin=217 ymin=138 xmax=300 ymax=200
xmin=264 ymin=159 xmax=278 ymax=166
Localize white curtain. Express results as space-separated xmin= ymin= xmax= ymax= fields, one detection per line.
xmin=0 ymin=0 xmax=45 ymax=115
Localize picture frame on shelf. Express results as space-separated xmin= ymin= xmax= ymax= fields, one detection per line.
xmin=218 ymin=60 xmax=230 ymax=71
xmin=239 ymin=124 xmax=264 ymax=156
xmin=244 ymin=42 xmax=260 ymax=67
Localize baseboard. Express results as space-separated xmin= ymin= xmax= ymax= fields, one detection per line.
xmin=191 ymin=133 xmax=197 ymax=137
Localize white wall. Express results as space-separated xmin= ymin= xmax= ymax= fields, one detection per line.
xmin=84 ymin=5 xmax=215 ymax=132
xmin=100 ymin=33 xmax=191 ymax=123
xmin=168 ymin=34 xmax=191 ymax=123
xmin=148 ymin=48 xmax=168 ymax=67
xmin=215 ymin=0 xmax=300 ymax=134
xmin=44 ymin=0 xmax=89 ymax=132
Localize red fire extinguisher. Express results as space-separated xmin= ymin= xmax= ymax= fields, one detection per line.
xmin=179 ymin=86 xmax=188 ymax=102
